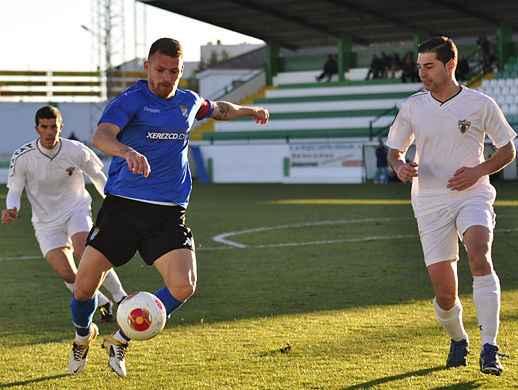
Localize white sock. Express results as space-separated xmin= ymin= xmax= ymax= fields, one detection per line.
xmin=433 ymin=297 xmax=469 ymax=342
xmin=74 ymin=324 xmax=94 ymax=342
xmin=64 ymin=281 xmax=74 ymax=293
xmin=96 ymin=291 xmax=111 ymax=307
xmin=101 ymin=269 xmax=127 ymax=303
xmin=473 ymin=272 xmax=500 ymax=347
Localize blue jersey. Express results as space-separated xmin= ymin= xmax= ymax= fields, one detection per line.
xmin=99 ymin=80 xmax=213 ymax=208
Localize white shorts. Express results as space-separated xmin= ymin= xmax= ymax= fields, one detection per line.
xmin=34 ymin=208 xmax=93 ymax=257
xmin=416 ymin=192 xmax=496 ymax=266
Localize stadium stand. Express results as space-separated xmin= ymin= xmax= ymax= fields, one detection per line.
xmin=478 ymin=56 xmax=518 ymax=125
xmin=203 ymin=77 xmax=421 ymax=142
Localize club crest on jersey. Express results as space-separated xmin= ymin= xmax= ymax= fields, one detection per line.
xmin=65 ymin=167 xmax=76 ymax=176
xmin=458 ymin=119 xmax=471 ymax=134
xmin=179 ymin=104 xmax=188 ymax=118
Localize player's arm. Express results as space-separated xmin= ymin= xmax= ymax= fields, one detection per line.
xmin=93 ymin=123 xmax=150 ymax=177
xmin=211 ymin=101 xmax=269 ymax=124
xmin=2 ymin=154 xmax=26 ymax=224
xmin=447 ymin=141 xmax=516 ymax=191
xmin=1 ymin=189 xmax=21 ymax=224
xmin=388 ymin=148 xmax=418 ymax=183
xmin=80 ymin=145 xmax=108 ymax=198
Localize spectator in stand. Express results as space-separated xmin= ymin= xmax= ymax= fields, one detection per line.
xmin=401 ymin=51 xmax=419 ymax=83
xmin=477 ymin=35 xmax=494 ymax=73
xmin=366 ymin=54 xmax=384 ymax=80
xmin=316 ymin=54 xmax=338 ymax=82
xmin=456 ymin=57 xmax=470 ymax=82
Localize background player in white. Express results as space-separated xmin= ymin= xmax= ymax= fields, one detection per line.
xmin=1 ymin=105 xmax=128 ymax=320
xmin=387 ymin=36 xmax=515 ymax=375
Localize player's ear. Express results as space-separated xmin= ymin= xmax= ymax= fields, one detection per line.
xmin=144 ymin=60 xmax=149 ymax=72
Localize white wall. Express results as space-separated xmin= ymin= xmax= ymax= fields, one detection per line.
xmin=0 ymin=102 xmax=106 ymax=154
xmin=198 ymin=142 xmax=365 ymax=183
xmin=196 ymin=69 xmax=258 ymax=100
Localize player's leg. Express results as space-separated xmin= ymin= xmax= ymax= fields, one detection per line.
xmin=459 ymin=197 xmax=502 ymax=375
xmin=68 ymin=245 xmax=113 ymax=375
xmin=417 ymin=209 xmax=469 ymax=367
xmin=103 ymin=201 xmax=195 ymax=377
xmin=36 ymin=227 xmax=112 ymax=309
xmin=71 ymin=230 xmax=126 ymax=322
xmin=69 ymin=211 xmax=128 ymax=304
xmin=153 ymin=247 xmax=197 ymax=315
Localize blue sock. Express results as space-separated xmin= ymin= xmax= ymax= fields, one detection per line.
xmin=154 ymin=287 xmax=183 ymax=316
xmin=71 ymin=295 xmax=97 ymax=336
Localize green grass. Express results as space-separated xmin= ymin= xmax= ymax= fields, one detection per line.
xmin=1 ymin=182 xmax=517 ymax=389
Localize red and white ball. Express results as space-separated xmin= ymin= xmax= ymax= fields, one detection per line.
xmin=116 ymin=291 xmax=167 ymax=340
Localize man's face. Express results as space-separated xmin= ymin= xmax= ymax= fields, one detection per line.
xmin=144 ymin=51 xmax=184 ymax=99
xmin=36 ymin=117 xmax=62 ymax=149
xmin=417 ymin=52 xmax=454 ymax=92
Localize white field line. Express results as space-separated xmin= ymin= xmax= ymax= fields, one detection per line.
xmin=2 ymin=226 xmax=518 ymax=261
xmin=212 ymin=217 xmax=518 ymax=249
xmin=212 ymin=217 xmax=409 ymax=248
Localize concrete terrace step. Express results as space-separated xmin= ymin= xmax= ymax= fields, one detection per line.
xmin=255 ymin=92 xmax=412 ymax=104
xmin=261 ymin=98 xmax=403 ymax=113
xmin=276 ymin=78 xmax=405 ymax=89
xmin=233 ymin=109 xmax=396 ymax=121
xmin=273 ymin=68 xmax=369 ymax=85
xmin=203 ymin=128 xmax=383 ymax=141
xmin=215 ymin=116 xmax=395 ymax=132
xmin=266 ymin=83 xmax=422 ymax=99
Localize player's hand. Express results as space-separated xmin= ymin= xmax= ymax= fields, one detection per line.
xmin=447 ymin=166 xmax=482 ymax=191
xmin=252 ymin=107 xmax=269 ymax=125
xmin=124 ymin=148 xmax=151 ymax=177
xmin=1 ymin=208 xmax=18 ymax=224
xmin=395 ymin=162 xmax=418 ymax=183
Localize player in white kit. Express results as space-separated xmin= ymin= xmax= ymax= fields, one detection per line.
xmin=1 ymin=105 xmax=127 ymax=320
xmin=387 ymin=37 xmax=515 ymax=375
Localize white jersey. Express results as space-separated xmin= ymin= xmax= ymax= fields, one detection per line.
xmin=387 ymin=86 xmax=516 ymax=216
xmin=7 ymin=138 xmax=106 ymax=229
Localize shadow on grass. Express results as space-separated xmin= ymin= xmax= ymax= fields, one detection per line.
xmin=342 ymin=366 xmax=447 ymax=389
xmin=0 ymin=373 xmax=69 ymax=388
xmin=431 ymin=380 xmax=482 ymax=389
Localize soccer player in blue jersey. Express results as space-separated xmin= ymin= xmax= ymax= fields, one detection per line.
xmin=67 ymin=37 xmax=269 ymax=377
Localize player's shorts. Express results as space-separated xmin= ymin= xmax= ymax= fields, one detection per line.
xmin=34 ymin=208 xmax=93 ymax=257
xmin=86 ymin=195 xmax=194 ymax=267
xmin=416 ymin=191 xmax=495 ymax=267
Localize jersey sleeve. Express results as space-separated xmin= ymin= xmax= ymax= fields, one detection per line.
xmin=386 ymin=100 xmax=415 ymax=152
xmin=98 ymin=93 xmax=137 ymax=129
xmin=7 ymin=151 xmax=27 ymax=193
xmin=78 ymin=144 xmax=107 ymax=197
xmin=195 ymin=99 xmax=215 ymax=120
xmin=483 ymin=98 xmax=516 ymax=148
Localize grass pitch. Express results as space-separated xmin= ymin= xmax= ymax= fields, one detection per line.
xmin=0 ymin=182 xmax=517 ymax=389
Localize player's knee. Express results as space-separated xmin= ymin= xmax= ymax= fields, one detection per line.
xmin=170 ymin=283 xmax=196 ymax=301
xmin=435 ymin=292 xmax=456 ymax=310
xmin=466 ymin=240 xmax=490 ymax=260
xmin=63 ymin=273 xmax=76 ymax=284
xmin=73 ymin=280 xmax=96 ymax=301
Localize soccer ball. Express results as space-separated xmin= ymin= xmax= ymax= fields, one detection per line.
xmin=116 ymin=291 xmax=167 ymax=340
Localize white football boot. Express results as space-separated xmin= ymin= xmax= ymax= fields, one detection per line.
xmin=68 ymin=323 xmax=99 ymax=375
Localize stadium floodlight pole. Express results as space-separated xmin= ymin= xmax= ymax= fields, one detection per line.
xmin=81 ymin=24 xmax=108 ymax=101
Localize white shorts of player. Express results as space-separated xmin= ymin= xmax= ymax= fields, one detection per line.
xmin=34 ymin=208 xmax=93 ymax=257
xmin=415 ymin=189 xmax=496 ymax=266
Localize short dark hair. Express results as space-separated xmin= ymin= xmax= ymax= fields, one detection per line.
xmin=35 ymin=105 xmax=62 ymax=126
xmin=418 ymin=36 xmax=458 ymax=65
xmin=148 ymin=38 xmax=183 ymax=59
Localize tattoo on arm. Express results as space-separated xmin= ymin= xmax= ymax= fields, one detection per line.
xmin=213 ymin=101 xmax=234 ymax=120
